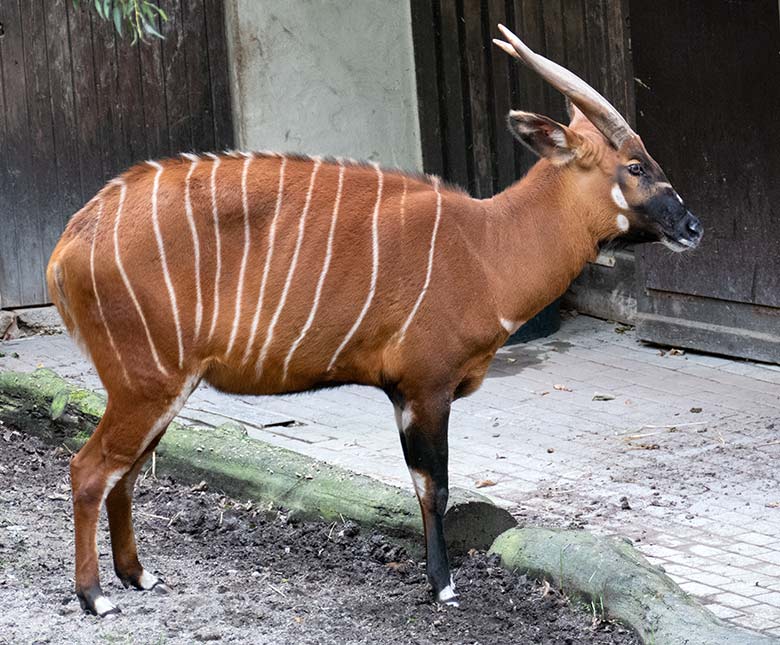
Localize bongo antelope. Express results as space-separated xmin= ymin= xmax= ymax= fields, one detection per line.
xmin=47 ymin=25 xmax=702 ymax=616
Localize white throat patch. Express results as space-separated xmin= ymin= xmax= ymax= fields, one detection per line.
xmin=500 ymin=318 xmax=524 ymax=334
xmin=611 ymin=184 xmax=629 ymax=211
xmin=616 ymin=213 xmax=630 ymax=232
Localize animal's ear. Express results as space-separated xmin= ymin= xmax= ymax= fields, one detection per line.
xmin=507 ymin=110 xmax=583 ymax=165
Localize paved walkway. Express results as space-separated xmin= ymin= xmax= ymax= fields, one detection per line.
xmin=2 ymin=314 xmax=780 ymax=636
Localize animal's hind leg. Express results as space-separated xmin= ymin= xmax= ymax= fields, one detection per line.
xmin=71 ymin=381 xmax=194 ymax=616
xmin=106 ymin=433 xmax=168 ymax=593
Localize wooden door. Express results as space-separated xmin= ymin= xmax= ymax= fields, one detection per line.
xmin=631 ymin=0 xmax=780 ymax=362
xmin=410 ymin=0 xmax=633 ymax=196
xmin=0 ymin=0 xmax=233 ymax=308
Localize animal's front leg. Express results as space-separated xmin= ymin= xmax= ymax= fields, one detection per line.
xmin=394 ymin=396 xmax=457 ymax=606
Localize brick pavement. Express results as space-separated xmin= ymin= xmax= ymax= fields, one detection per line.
xmin=2 ymin=314 xmax=780 ymax=636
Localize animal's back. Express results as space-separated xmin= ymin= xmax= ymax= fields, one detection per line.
xmin=47 ymin=152 xmax=468 ymax=398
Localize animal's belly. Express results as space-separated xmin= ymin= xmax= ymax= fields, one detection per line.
xmin=201 ymin=353 xmax=373 ymax=397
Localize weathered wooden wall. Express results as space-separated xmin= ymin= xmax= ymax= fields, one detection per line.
xmin=410 ymin=0 xmax=634 ymax=197
xmin=633 ymin=0 xmax=780 ymax=362
xmin=0 ymin=0 xmax=233 ymax=308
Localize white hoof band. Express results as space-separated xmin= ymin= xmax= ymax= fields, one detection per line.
xmin=94 ymin=595 xmax=119 ymax=617
xmin=437 ymin=583 xmax=459 ymax=607
xmin=138 ymin=570 xmax=161 ymax=590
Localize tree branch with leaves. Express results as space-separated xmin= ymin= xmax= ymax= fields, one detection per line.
xmin=73 ymin=0 xmax=169 ymax=44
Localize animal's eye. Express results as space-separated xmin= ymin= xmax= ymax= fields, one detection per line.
xmin=627 ymin=163 xmax=644 ymax=176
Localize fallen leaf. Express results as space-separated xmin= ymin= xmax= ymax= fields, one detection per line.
xmin=767 ymin=502 xmax=780 ymax=509
xmin=475 ymin=479 xmax=497 ymax=489
xmin=553 ymin=384 xmax=572 ymax=392
xmin=636 ymin=443 xmax=660 ymax=450
xmin=592 ymin=392 xmax=616 ymax=401
xmin=49 ymin=389 xmax=70 ymax=421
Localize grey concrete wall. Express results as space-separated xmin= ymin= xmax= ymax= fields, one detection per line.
xmin=224 ymin=1 xmax=422 ymax=170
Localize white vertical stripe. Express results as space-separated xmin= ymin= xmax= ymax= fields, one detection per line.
xmin=400 ymin=175 xmax=408 ymax=227
xmin=282 ymin=162 xmax=346 ymax=381
xmin=112 ymin=181 xmax=169 ymax=377
xmin=149 ymin=162 xmax=184 ymax=368
xmin=398 ymin=177 xmax=442 ymax=343
xmin=184 ymin=159 xmax=203 ymax=341
xmin=90 ymin=199 xmax=131 ymax=385
xmin=256 ymin=158 xmax=322 ymax=376
xmin=327 ymin=163 xmax=384 ymax=371
xmin=242 ymin=157 xmax=287 ymax=365
xmin=206 ymin=156 xmax=223 ymax=342
xmin=226 ymin=156 xmax=253 ymax=355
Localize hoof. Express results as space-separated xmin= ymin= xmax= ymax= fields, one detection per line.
xmin=120 ymin=568 xmax=170 ymax=593
xmin=78 ymin=590 xmax=122 ymax=617
xmin=436 ymin=582 xmax=460 ymax=608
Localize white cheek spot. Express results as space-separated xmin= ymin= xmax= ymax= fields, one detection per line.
xmin=410 ymin=470 xmax=428 ymax=499
xmin=93 ymin=595 xmax=118 ymax=616
xmin=616 ymin=214 xmax=630 ymax=232
xmin=500 ymin=318 xmax=525 ymax=334
xmin=611 ymin=184 xmax=629 ymax=210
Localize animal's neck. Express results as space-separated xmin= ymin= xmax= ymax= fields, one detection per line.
xmin=478 ymin=160 xmax=608 ymax=326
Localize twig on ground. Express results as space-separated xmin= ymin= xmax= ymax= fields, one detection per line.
xmin=137 ymin=510 xmax=171 ymax=522
xmin=268 ymin=582 xmax=287 ymax=598
xmin=629 ymin=421 xmax=707 ymax=433
xmin=620 ymin=421 xmax=707 ymax=441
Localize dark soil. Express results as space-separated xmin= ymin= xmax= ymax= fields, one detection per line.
xmin=0 ymin=419 xmax=639 ymax=644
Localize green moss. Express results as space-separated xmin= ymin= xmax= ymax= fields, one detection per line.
xmin=0 ymin=368 xmax=512 ymax=558
xmin=0 ymin=369 xmax=421 ymax=539
xmin=490 ymin=528 xmax=777 ymax=645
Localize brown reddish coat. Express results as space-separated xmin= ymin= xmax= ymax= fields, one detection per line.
xmin=47 ymin=24 xmax=702 ymax=615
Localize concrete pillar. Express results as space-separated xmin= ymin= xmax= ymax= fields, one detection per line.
xmin=224 ymin=0 xmax=422 ymax=171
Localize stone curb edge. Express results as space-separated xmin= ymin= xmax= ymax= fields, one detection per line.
xmin=0 ymin=369 xmax=513 ymax=553
xmin=1 ymin=368 xmax=775 ymax=644
xmin=489 ymin=528 xmax=778 ymax=644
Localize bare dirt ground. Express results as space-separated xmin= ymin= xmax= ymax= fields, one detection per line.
xmin=0 ymin=415 xmax=639 ymax=644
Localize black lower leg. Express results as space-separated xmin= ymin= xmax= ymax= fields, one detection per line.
xmin=398 ymin=399 xmax=455 ymax=603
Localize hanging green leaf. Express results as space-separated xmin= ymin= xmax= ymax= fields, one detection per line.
xmin=73 ymin=0 xmax=168 ymax=44
xmin=112 ymin=6 xmax=123 ymax=37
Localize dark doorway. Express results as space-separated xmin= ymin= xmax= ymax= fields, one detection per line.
xmin=631 ymin=0 xmax=780 ymax=362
